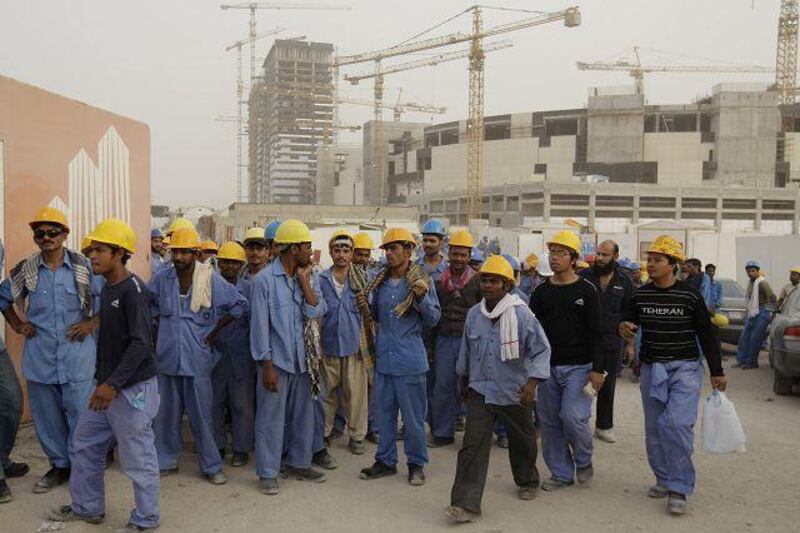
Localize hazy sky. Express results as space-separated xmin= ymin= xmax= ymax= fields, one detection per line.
xmin=0 ymin=0 xmax=780 ymax=208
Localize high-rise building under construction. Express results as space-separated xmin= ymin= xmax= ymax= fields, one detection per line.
xmin=248 ymin=39 xmax=333 ymax=204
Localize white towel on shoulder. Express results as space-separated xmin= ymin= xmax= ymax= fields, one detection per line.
xmin=747 ymin=276 xmax=762 ymax=319
xmin=479 ymin=293 xmax=526 ymax=361
xmin=190 ymin=262 xmax=213 ymax=313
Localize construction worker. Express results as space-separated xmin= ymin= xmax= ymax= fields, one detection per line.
xmin=150 ymin=229 xmax=164 ymax=275
xmin=468 ymin=249 xmax=485 ymax=270
xmin=159 ymin=236 xmax=170 ymax=261
xmin=316 ymin=230 xmax=370 ymax=456
xmin=211 ymin=241 xmax=255 ymax=467
xmin=530 ymin=230 xmax=604 ymax=491
xmin=777 ymin=266 xmax=800 ymax=313
xmin=165 ymin=217 xmax=193 ymax=237
xmin=580 ymin=240 xmax=633 ymax=444
xmin=264 ymin=219 xmax=283 ymax=262
xmin=519 ymin=253 xmax=545 ymax=297
xmin=0 ymin=238 xmax=28 ymax=504
xmin=359 ymin=228 xmax=440 ymax=487
xmin=429 ymin=230 xmax=481 ymax=448
xmin=704 ymin=264 xmax=724 ymax=314
xmin=619 ymin=235 xmax=727 ymax=515
xmin=48 ymin=218 xmax=160 ymax=531
xmin=501 ymin=254 xmax=530 ymax=304
xmin=199 ymin=240 xmax=219 ymax=266
xmin=417 ymin=220 xmax=448 ymax=279
xmin=249 ymin=220 xmax=327 ymax=495
xmin=0 ymin=207 xmax=100 ymax=493
xmin=735 ymin=260 xmax=776 ymax=369
xmin=445 ymin=256 xmax=551 ymax=523
xmin=148 ymin=227 xmax=246 ymax=485
xmin=352 ymin=232 xmax=375 ymax=267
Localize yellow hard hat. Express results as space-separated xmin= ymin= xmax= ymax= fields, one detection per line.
xmin=576 ymin=260 xmax=590 ymax=269
xmin=87 ymin=218 xmax=137 ymax=254
xmin=30 ymin=207 xmax=69 ymax=229
xmin=274 ymin=219 xmax=312 ymax=245
xmin=169 ymin=227 xmax=201 ymax=250
xmin=448 ymin=229 xmax=474 ymax=249
xmin=646 ymin=235 xmax=685 ymax=262
xmin=200 ymin=240 xmax=218 ymax=253
xmin=381 ymin=228 xmax=416 ymax=249
xmin=329 ymin=230 xmax=354 ymax=247
xmin=525 ymin=253 xmax=539 ymax=270
xmin=711 ymin=313 xmax=729 ymax=328
xmin=547 ymin=230 xmax=581 ymax=255
xmin=167 ymin=217 xmax=194 ymax=235
xmin=479 ymin=255 xmax=515 ymax=283
xmin=353 ymin=232 xmax=375 ymax=250
xmin=790 ymin=266 xmax=800 ymax=275
xmin=80 ymin=236 xmax=92 ymax=254
xmin=162 ymin=235 xmax=171 ymax=246
xmin=217 ymin=241 xmax=246 ymax=262
xmin=243 ymin=227 xmax=266 ymax=244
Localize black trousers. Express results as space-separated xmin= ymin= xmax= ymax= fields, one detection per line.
xmin=596 ymin=349 xmax=618 ymax=430
xmin=450 ymin=389 xmax=539 ymax=514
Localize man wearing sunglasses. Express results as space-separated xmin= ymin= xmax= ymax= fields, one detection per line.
xmin=0 ymin=207 xmax=100 ymax=493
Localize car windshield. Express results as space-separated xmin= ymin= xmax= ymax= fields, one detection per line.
xmin=719 ymin=278 xmax=745 ymax=299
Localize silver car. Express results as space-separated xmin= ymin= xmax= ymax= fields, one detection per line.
xmin=715 ymin=278 xmax=747 ymax=345
xmin=769 ymin=290 xmax=800 ymax=395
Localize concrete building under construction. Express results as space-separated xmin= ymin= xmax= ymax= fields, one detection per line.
xmin=248 ymin=39 xmax=334 ymax=204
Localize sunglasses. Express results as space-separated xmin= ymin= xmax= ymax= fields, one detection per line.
xmin=33 ymin=228 xmax=64 ymax=240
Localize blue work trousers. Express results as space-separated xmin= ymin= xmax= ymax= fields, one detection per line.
xmin=69 ymin=378 xmax=160 ymax=528
xmin=375 ymin=372 xmax=428 ymax=468
xmin=27 ymin=379 xmax=93 ymax=469
xmin=0 ymin=349 xmax=23 ymax=480
xmin=640 ymin=360 xmax=703 ymax=496
xmin=154 ymin=374 xmax=221 ymax=475
xmin=736 ymin=308 xmax=770 ymax=368
xmin=431 ymin=335 xmax=462 ymax=439
xmin=254 ymin=366 xmax=315 ymax=479
xmin=211 ymin=358 xmax=255 ymax=454
xmin=537 ymin=364 xmax=593 ymax=483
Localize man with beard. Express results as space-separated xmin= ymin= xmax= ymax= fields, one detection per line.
xmin=148 ymin=227 xmax=247 ymax=485
xmin=150 ymin=229 xmax=164 ymax=277
xmin=580 ymin=240 xmax=632 ymax=444
xmin=250 ymin=220 xmax=327 ymax=495
xmin=429 ymin=230 xmax=481 ymax=448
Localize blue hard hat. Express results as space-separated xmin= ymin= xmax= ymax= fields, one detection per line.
xmin=619 ymin=258 xmax=633 ymax=270
xmin=264 ymin=220 xmax=282 ymax=241
xmin=745 ymin=260 xmax=760 ymax=270
xmin=151 ymin=228 xmax=163 ymax=239
xmin=501 ymin=253 xmax=521 ymax=272
xmin=421 ymin=219 xmax=446 ymax=237
xmin=470 ymin=249 xmax=484 ymax=263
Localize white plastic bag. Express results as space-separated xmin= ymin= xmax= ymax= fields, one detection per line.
xmin=701 ymin=390 xmax=747 ymax=454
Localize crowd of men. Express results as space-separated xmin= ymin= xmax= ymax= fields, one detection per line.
xmin=7 ymin=206 xmax=800 ymax=529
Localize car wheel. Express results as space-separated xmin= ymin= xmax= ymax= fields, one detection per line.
xmin=773 ymin=369 xmax=793 ymax=396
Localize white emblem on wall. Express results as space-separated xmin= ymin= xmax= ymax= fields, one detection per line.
xmin=49 ymin=126 xmax=131 ymax=250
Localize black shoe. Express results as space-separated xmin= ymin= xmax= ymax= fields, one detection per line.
xmin=359 ymin=461 xmax=397 ymax=480
xmin=4 ymin=462 xmax=30 ymax=478
xmin=33 ymin=467 xmax=71 ymax=494
xmin=230 ymin=452 xmax=249 ymax=467
xmin=116 ymin=523 xmax=159 ymax=531
xmin=426 ymin=435 xmax=455 ymax=448
xmin=218 ymin=448 xmax=226 ymax=459
xmin=327 ymin=427 xmax=344 ymax=442
xmin=159 ymin=467 xmax=178 ymax=477
xmin=365 ymin=432 xmax=380 ymax=445
xmin=312 ymin=448 xmax=338 ymax=470
xmin=105 ymin=447 xmax=115 ymax=470
xmin=0 ymin=480 xmax=11 ymax=504
xmin=408 ymin=464 xmax=426 ymax=486
xmin=282 ymin=466 xmax=326 ymax=483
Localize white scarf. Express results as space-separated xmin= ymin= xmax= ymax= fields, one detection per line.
xmin=747 ymin=276 xmax=763 ymax=319
xmin=479 ymin=293 xmax=526 ymax=361
xmin=190 ymin=261 xmax=213 ymax=313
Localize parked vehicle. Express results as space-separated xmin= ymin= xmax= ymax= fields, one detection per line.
xmin=715 ymin=278 xmax=748 ymax=345
xmin=768 ymin=291 xmax=800 ymax=395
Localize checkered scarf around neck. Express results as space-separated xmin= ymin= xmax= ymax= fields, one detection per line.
xmin=360 ymin=259 xmax=430 ymax=321
xmin=348 ymin=264 xmax=375 ymax=367
xmin=440 ymin=265 xmax=477 ymax=298
xmin=303 ymin=315 xmax=323 ymax=399
xmin=10 ymin=249 xmax=94 ymax=317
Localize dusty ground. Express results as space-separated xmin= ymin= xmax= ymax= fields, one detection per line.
xmin=2 ymin=350 xmax=799 ymax=533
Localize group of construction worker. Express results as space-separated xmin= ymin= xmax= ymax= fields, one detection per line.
xmin=0 ymin=208 xmax=738 ymax=529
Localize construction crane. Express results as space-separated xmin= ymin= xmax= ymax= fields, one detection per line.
xmin=220 ymin=2 xmax=350 ymax=86
xmin=336 ymin=94 xmax=447 ymax=120
xmin=225 ymin=26 xmax=285 ymax=202
xmin=576 ymin=46 xmax=773 ymax=97
xmin=775 ymin=0 xmax=799 ymax=106
xmin=336 ymin=6 xmax=580 ymax=218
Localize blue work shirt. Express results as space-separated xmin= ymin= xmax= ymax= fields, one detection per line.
xmin=0 ymin=252 xmax=100 ymax=384
xmin=150 ymin=254 xmax=164 ymax=278
xmin=457 ymin=304 xmax=551 ymax=406
xmin=249 ymin=259 xmax=326 ymax=375
xmin=371 ymin=275 xmax=440 ymax=376
xmin=700 ymin=273 xmax=713 ymax=308
xmin=511 ymin=286 xmax=530 ymax=305
xmin=708 ymin=277 xmax=723 ymax=311
xmin=319 ymin=268 xmax=362 ymax=357
xmin=149 ymin=266 xmax=247 ymax=377
xmin=416 ymin=255 xmax=448 ymax=281
xmin=213 ymin=276 xmax=254 ymax=380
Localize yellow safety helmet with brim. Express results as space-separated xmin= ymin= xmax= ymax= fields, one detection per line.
xmin=329 ymin=230 xmax=354 ymax=248
xmin=546 ymin=230 xmax=581 ymax=255
xmin=30 ymin=206 xmax=69 ymax=230
xmin=646 ymin=235 xmax=686 ymax=262
xmin=448 ymin=229 xmax=474 ymax=249
xmin=217 ymin=241 xmax=246 ymax=262
xmin=243 ymin=227 xmax=266 ymax=244
xmin=169 ymin=227 xmax=201 ymax=250
xmin=525 ymin=253 xmax=539 ymax=270
xmin=353 ymin=232 xmax=375 ymax=250
xmin=167 ymin=217 xmax=194 ymax=235
xmin=86 ymin=218 xmax=137 ymax=254
xmin=479 ymin=255 xmax=515 ymax=284
xmin=274 ymin=220 xmax=312 ymax=245
xmin=380 ymin=228 xmax=416 ymax=249
xmin=200 ymin=240 xmax=218 ymax=253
